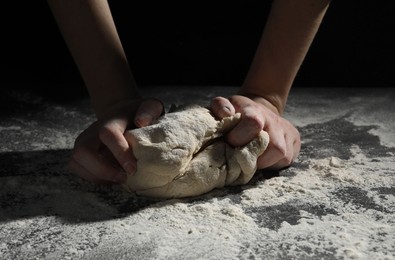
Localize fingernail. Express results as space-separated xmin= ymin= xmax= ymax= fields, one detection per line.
xmin=218 ymin=106 xmax=232 ymax=118
xmin=223 ymin=106 xmax=231 ymax=113
xmin=123 ymin=161 xmax=136 ymax=176
xmin=136 ymin=113 xmax=153 ymax=127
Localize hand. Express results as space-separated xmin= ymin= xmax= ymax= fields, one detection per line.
xmin=68 ymin=98 xmax=164 ymax=184
xmin=210 ymin=95 xmax=301 ymax=170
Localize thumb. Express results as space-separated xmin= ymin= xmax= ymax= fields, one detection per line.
xmin=134 ymin=98 xmax=165 ymax=127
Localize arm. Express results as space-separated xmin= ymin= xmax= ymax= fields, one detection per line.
xmin=211 ymin=0 xmax=331 ymax=170
xmin=47 ymin=0 xmax=139 ymax=117
xmin=241 ymin=0 xmax=331 ymax=115
xmin=47 ymin=0 xmax=163 ymax=183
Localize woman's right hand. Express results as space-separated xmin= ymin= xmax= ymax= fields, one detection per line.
xmin=68 ymin=98 xmax=164 ymax=184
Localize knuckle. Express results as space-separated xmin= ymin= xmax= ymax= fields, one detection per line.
xmin=272 ymin=142 xmax=294 ymax=166
xmin=243 ymin=113 xmax=264 ymax=131
xmin=99 ymin=125 xmax=116 ymax=142
xmin=272 ymin=141 xmax=287 ymax=158
xmin=210 ymin=96 xmax=227 ymax=108
xmin=212 ymin=96 xmax=225 ymax=103
xmin=228 ymin=95 xmax=238 ymax=103
xmin=282 ymin=154 xmax=294 ymax=166
xmin=228 ymin=95 xmax=242 ymax=110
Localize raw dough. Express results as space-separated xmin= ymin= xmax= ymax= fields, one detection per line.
xmin=123 ymin=104 xmax=269 ymax=199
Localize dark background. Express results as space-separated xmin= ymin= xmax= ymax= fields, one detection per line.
xmin=1 ymin=1 xmax=394 ymax=97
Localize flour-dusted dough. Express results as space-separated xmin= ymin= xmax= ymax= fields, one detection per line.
xmin=123 ymin=104 xmax=269 ymax=199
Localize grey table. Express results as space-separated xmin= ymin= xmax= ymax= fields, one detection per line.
xmin=1 ymin=86 xmax=394 ymax=260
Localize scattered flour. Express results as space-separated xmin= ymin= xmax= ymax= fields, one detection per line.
xmin=2 ymin=149 xmax=393 ymax=259
xmin=1 ymin=87 xmax=394 ymax=259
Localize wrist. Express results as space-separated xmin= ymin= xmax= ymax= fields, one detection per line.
xmin=238 ymin=89 xmax=285 ymax=116
xmin=94 ymin=95 xmax=142 ymax=120
xmin=91 ymin=89 xmax=141 ymax=119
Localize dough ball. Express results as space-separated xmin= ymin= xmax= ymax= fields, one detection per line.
xmin=123 ymin=104 xmax=269 ymax=199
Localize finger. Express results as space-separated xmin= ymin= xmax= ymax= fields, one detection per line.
xmin=270 ymin=129 xmax=302 ymax=168
xmin=271 ymin=122 xmax=301 ymax=164
xmin=226 ymin=106 xmax=264 ymax=147
xmin=99 ymin=122 xmax=137 ymax=175
xmin=209 ymin=96 xmax=235 ymax=119
xmin=69 ymin=158 xmax=109 ymax=185
xmin=73 ymin=121 xmax=100 ymax=148
xmin=256 ymin=129 xmax=287 ymax=169
xmin=228 ymin=95 xmax=252 ymax=113
xmin=268 ymin=133 xmax=294 ymax=170
xmin=134 ymin=98 xmax=165 ymax=127
xmin=71 ymin=146 xmax=127 ymax=183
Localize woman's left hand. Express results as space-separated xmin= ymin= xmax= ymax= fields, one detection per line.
xmin=209 ymin=95 xmax=301 ymax=170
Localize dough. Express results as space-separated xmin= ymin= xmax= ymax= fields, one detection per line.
xmin=123 ymin=104 xmax=269 ymax=199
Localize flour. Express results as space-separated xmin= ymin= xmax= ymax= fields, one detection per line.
xmin=1 ymin=87 xmax=394 ymax=259
xmin=2 ymin=158 xmax=393 ymax=257
xmin=3 ymin=151 xmax=392 ymax=260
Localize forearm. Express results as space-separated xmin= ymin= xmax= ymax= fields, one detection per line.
xmin=47 ymin=0 xmax=139 ymax=117
xmin=240 ymin=0 xmax=331 ymax=115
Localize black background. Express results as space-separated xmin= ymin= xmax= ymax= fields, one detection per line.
xmin=1 ymin=1 xmax=394 ymax=97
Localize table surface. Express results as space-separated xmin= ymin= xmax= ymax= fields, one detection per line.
xmin=1 ymin=86 xmax=394 ymax=260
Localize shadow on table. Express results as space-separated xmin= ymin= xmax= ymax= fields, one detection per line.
xmin=0 ymin=149 xmax=160 ymax=223
xmin=0 ymin=149 xmax=282 ymax=224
